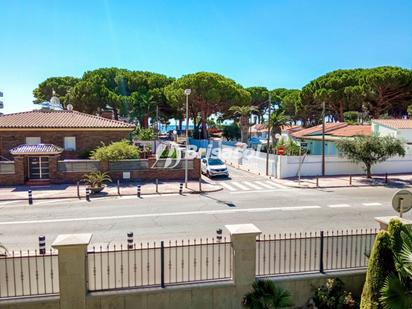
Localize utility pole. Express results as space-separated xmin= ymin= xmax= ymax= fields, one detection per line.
xmin=321 ymin=101 xmax=326 ymax=176
xmin=265 ymin=93 xmax=271 ymax=176
xmin=184 ymin=89 xmax=191 ymax=188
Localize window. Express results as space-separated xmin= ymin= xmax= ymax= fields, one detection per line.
xmin=64 ymin=137 xmax=76 ymax=151
xmin=26 ymin=137 xmax=41 ymax=145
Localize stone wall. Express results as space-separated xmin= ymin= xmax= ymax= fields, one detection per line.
xmin=0 ymin=156 xmax=25 ymax=185
xmin=0 ymin=130 xmax=131 ymax=160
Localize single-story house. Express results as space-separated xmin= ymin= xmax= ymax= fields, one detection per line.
xmin=291 ymin=123 xmax=371 ymax=155
xmin=0 ymin=109 xmax=135 ymax=183
xmin=371 ymin=119 xmax=412 ymax=154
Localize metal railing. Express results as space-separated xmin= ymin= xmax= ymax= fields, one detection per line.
xmin=0 ymin=250 xmax=59 ymax=298
xmin=256 ymin=229 xmax=377 ymax=277
xmin=87 ymin=238 xmax=232 ymax=292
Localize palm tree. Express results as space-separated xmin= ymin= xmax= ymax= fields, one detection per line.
xmin=269 ymin=109 xmax=289 ymax=148
xmin=380 ymin=224 xmax=412 ymax=309
xmin=229 ymin=105 xmax=258 ymax=144
xmin=242 ymin=279 xmax=292 ymax=309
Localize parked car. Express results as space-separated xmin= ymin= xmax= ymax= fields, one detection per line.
xmin=201 ymin=158 xmax=229 ymax=178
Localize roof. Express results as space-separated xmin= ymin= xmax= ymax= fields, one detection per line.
xmin=10 ymin=144 xmax=63 ymax=155
xmin=0 ymin=110 xmax=135 ymax=130
xmin=291 ymin=123 xmax=347 ymax=138
xmin=292 ymin=123 xmax=371 ymax=140
xmin=281 ymin=125 xmax=302 ymax=134
xmin=250 ymin=123 xmax=267 ymax=133
xmin=372 ymin=119 xmax=412 ymax=130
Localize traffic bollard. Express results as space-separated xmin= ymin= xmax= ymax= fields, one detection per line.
xmin=39 ymin=236 xmax=46 ymax=255
xmin=86 ymin=187 xmax=90 ymax=202
xmin=117 ymin=180 xmax=120 ymax=196
xmin=77 ymin=181 xmax=80 ymax=199
xmin=28 ymin=189 xmax=33 ymax=205
xmin=127 ymin=232 xmax=133 ymax=250
xmin=385 ymin=173 xmax=388 ymax=184
xmin=316 ymin=176 xmax=319 ymax=188
xmin=179 ymin=183 xmax=183 ymax=195
xmin=137 ymin=185 xmax=141 ymax=198
xmin=349 ymin=175 xmax=352 ymax=186
xmin=156 ymin=179 xmax=159 ymax=194
xmin=216 ymin=229 xmax=223 ymax=242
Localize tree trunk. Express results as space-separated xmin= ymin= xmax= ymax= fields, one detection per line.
xmin=142 ymin=114 xmax=149 ymax=128
xmin=179 ymin=119 xmax=183 ymax=131
xmin=365 ymin=163 xmax=372 ymax=178
xmin=201 ymin=111 xmax=208 ymax=139
xmin=113 ymin=108 xmax=119 ymax=120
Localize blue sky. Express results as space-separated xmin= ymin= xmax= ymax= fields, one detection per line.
xmin=1 ymin=0 xmax=411 ymax=114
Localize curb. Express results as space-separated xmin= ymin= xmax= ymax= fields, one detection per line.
xmin=0 ymin=186 xmax=224 ymax=203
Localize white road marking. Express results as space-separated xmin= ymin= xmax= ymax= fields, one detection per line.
xmin=118 ymin=194 xmax=180 ymax=200
xmin=362 ymin=202 xmax=382 ymax=206
xmin=265 ymin=181 xmax=287 ymax=189
xmin=230 ymin=189 xmax=289 ymax=194
xmin=219 ymin=182 xmax=237 ymax=191
xmin=242 ymin=181 xmax=262 ymax=190
xmin=230 ymin=182 xmax=250 ymax=190
xmin=328 ymin=204 xmax=351 ymax=208
xmin=254 ymin=181 xmax=275 ymax=189
xmin=0 ymin=206 xmax=322 ymax=226
xmin=0 ymin=200 xmax=21 ymax=206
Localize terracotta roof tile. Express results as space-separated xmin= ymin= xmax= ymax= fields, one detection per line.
xmin=331 ymin=125 xmax=371 ymax=137
xmin=0 ymin=110 xmax=135 ymax=129
xmin=291 ymin=123 xmax=347 ymax=138
xmin=372 ymin=119 xmax=412 ymax=129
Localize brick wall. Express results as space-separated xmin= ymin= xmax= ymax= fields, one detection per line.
xmin=53 ymin=158 xmax=201 ymax=184
xmin=0 ymin=156 xmax=25 ymax=185
xmin=0 ymin=130 xmax=131 ymax=160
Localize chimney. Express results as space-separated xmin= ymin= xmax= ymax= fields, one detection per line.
xmin=100 ymin=110 xmax=114 ymax=120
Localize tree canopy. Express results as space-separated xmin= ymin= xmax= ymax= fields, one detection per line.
xmin=164 ymin=72 xmax=251 ymax=139
xmin=33 ymin=76 xmax=80 ymax=107
xmin=336 ymin=135 xmax=406 ymax=178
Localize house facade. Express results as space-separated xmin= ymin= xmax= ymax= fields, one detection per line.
xmin=291 ymin=123 xmax=371 ymax=155
xmin=0 ymin=109 xmax=135 ymax=184
xmin=371 ymin=119 xmax=412 ymax=154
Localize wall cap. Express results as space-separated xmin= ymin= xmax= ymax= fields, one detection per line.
xmin=225 ymin=224 xmax=261 ymax=236
xmin=52 ymin=233 xmax=92 ymax=247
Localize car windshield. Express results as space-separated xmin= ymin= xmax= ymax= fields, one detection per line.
xmin=208 ymin=159 xmax=224 ymax=166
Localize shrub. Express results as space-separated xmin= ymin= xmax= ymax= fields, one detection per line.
xmin=222 ymin=123 xmax=241 ymax=141
xmin=312 ymin=278 xmax=357 ymax=308
xmin=344 ymin=111 xmax=360 ymax=124
xmin=360 ymin=231 xmax=395 ymax=309
xmin=276 ymin=137 xmax=301 ymax=155
xmin=243 ymin=279 xmax=292 ymax=308
xmin=82 ymin=171 xmax=112 ymax=188
xmin=135 ymin=128 xmax=156 ymax=141
xmin=90 ymin=140 xmax=140 ymax=161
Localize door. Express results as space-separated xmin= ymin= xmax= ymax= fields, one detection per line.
xmin=28 ymin=157 xmax=49 ymax=179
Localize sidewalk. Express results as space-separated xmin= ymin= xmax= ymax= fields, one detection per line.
xmin=0 ymin=179 xmax=222 ymax=201
xmin=272 ymin=174 xmax=412 ymax=189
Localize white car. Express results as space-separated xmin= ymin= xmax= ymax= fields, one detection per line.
xmin=201 ymin=158 xmax=229 ymax=178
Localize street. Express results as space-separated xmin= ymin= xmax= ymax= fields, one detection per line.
xmin=1 ymin=166 xmax=410 ymax=250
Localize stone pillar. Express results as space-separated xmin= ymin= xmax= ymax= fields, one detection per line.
xmin=48 ymin=155 xmax=59 ymax=182
xmin=52 ymin=234 xmax=92 ymax=309
xmin=13 ymin=156 xmax=25 ymax=184
xmin=225 ymin=224 xmax=261 ymax=302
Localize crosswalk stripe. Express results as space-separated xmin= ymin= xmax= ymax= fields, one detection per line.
xmin=253 ymin=181 xmax=274 ymax=189
xmin=231 ymin=182 xmax=250 ymax=190
xmin=264 ymin=181 xmax=285 ymax=189
xmin=220 ymin=182 xmax=237 ymax=191
xmin=242 ymin=181 xmax=263 ymax=190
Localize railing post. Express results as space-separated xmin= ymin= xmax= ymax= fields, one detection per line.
xmin=77 ymin=181 xmax=80 ymax=199
xmin=319 ymin=230 xmax=324 ymax=273
xmin=226 ymin=224 xmax=261 ymax=301
xmin=52 ymin=233 xmax=92 ymax=309
xmin=160 ymin=241 xmax=165 ymax=288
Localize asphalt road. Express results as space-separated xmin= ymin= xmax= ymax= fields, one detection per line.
xmin=1 ymin=166 xmax=411 ymax=250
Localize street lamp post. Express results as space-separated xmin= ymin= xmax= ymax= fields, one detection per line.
xmin=321 ymin=101 xmax=326 ymax=176
xmin=265 ymin=93 xmax=271 ymax=176
xmin=184 ymin=89 xmax=191 ymax=188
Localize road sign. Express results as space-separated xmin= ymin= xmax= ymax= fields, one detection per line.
xmin=392 ymin=190 xmax=412 ymax=217
xmin=277 ymin=146 xmax=285 ymax=155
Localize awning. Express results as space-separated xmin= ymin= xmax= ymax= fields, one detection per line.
xmin=10 ymin=144 xmax=63 ymax=155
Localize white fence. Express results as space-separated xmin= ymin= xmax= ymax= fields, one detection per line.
xmin=220 ymin=144 xmax=412 ymax=179
xmin=277 ymin=155 xmax=412 ymax=178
